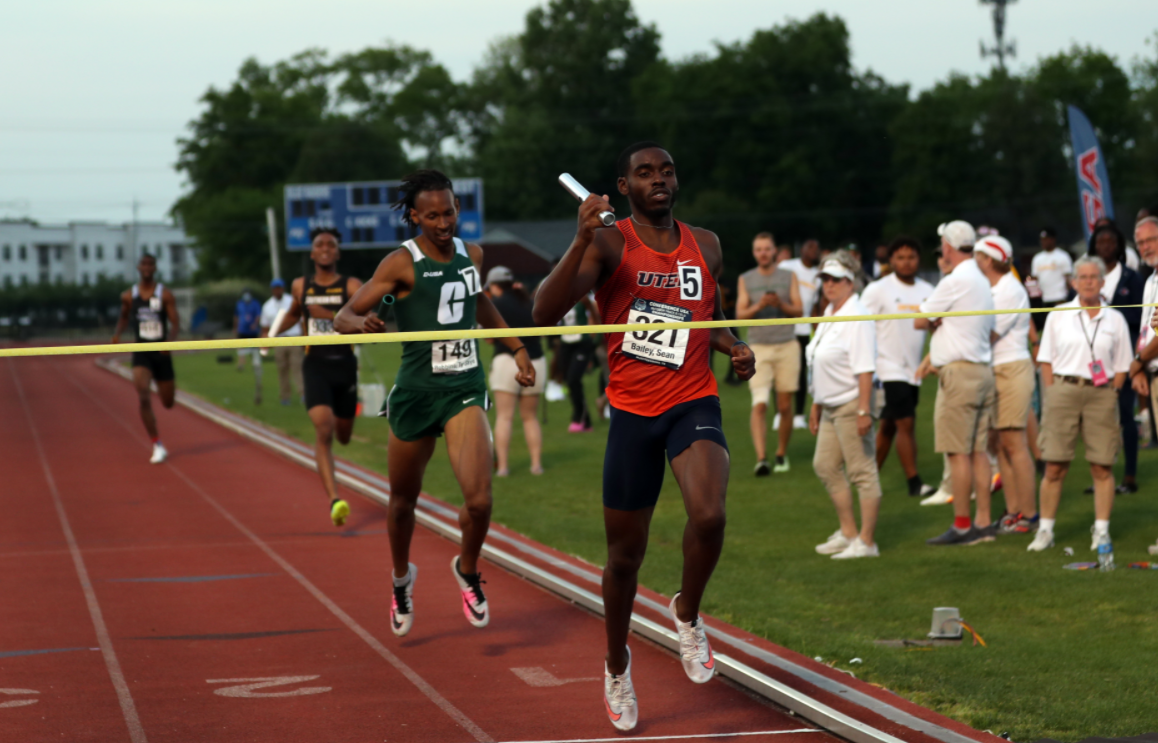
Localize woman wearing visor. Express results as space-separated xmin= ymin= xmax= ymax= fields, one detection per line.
xmin=1028 ymin=256 xmax=1132 ymax=552
xmin=808 ymin=251 xmax=882 ymax=559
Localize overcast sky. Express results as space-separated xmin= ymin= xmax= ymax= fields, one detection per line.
xmin=1 ymin=0 xmax=1153 ymax=225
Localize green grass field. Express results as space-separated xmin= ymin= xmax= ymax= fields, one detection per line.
xmin=172 ymin=342 xmax=1158 ymax=742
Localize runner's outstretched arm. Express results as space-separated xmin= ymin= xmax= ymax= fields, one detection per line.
xmin=334 ymin=250 xmax=411 ymax=335
xmin=533 ymin=194 xmax=615 ymax=326
xmin=162 ymin=288 xmax=180 ymax=343
xmin=111 ymin=291 xmax=131 ymax=343
xmin=467 ymin=244 xmax=535 ymax=387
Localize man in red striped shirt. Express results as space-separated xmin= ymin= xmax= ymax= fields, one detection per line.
xmin=534 ymin=142 xmax=755 ymax=731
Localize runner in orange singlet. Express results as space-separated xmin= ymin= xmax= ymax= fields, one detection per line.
xmin=533 ymin=142 xmax=755 ymax=731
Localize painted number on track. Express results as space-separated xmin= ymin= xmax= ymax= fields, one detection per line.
xmin=0 ymin=689 xmax=39 ymax=708
xmin=206 ymin=675 xmax=332 ymax=698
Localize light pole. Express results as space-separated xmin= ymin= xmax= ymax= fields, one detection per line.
xmin=980 ymin=0 xmax=1017 ymax=71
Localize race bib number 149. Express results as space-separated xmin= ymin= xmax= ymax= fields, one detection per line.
xmin=621 ymin=299 xmax=690 ymax=370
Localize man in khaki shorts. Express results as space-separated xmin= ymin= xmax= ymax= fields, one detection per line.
xmin=916 ymin=221 xmax=997 ymax=546
xmin=1029 ymin=256 xmax=1132 ymax=552
xmin=974 ymin=236 xmax=1038 ymax=533
xmin=736 ymin=232 xmax=803 ymax=475
xmin=1132 ymin=216 xmax=1158 ymax=555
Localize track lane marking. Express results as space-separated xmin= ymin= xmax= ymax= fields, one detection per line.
xmin=8 ymin=360 xmax=148 ymax=743
xmin=493 ymin=730 xmax=824 ymax=743
xmin=63 ymin=364 xmax=494 ymax=743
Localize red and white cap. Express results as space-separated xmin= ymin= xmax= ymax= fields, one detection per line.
xmin=974 ymin=236 xmax=1013 ymax=264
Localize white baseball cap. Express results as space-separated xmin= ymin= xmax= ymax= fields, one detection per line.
xmin=974 ymin=236 xmax=1013 ymax=264
xmin=818 ymin=259 xmax=854 ymax=281
xmin=937 ymin=220 xmax=977 ymax=250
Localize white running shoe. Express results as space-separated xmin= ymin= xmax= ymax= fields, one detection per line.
xmin=832 ymin=537 xmax=880 ymax=560
xmin=668 ymin=593 xmax=715 ymax=684
xmin=451 ymin=556 xmax=489 ymax=628
xmin=546 ymin=381 xmax=566 ymax=402
xmin=1090 ymin=526 xmax=1110 ymax=553
xmin=793 ymin=414 xmax=807 ymax=430
xmin=603 ymin=648 xmax=638 ymax=731
xmin=149 ymin=442 xmax=168 ymax=464
xmin=920 ymin=488 xmax=953 ymax=506
xmin=390 ymin=563 xmax=417 ymax=637
xmin=1027 ymin=530 xmax=1054 ymax=552
xmin=815 ymin=529 xmax=852 ymax=555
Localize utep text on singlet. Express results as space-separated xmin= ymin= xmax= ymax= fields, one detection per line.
xmin=595 ymin=219 xmax=718 ymax=416
xmin=131 ymin=283 xmax=168 ymax=342
xmin=393 ymin=238 xmax=485 ymax=391
xmin=303 ymin=275 xmax=353 ymax=359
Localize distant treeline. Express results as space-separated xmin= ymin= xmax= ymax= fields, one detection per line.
xmin=172 ymin=0 xmax=1158 ymax=281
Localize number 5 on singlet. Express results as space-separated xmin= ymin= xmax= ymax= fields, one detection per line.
xmin=621 ymin=298 xmax=690 ymax=370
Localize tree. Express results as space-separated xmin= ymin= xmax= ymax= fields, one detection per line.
xmin=467 ymin=0 xmax=661 ymax=220
xmin=631 ymin=14 xmax=907 ymax=271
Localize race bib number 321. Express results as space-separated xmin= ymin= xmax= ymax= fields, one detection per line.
xmin=621 ymin=299 xmax=691 ymax=370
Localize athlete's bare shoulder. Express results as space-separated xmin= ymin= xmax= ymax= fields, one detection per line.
xmin=120 ymin=288 xmax=132 ymax=303
xmin=590 ymin=225 xmax=626 ymax=269
xmin=346 ymin=274 xmax=364 ymax=293
xmin=686 ymin=225 xmax=723 ymax=276
xmin=466 ymin=242 xmax=484 ymax=270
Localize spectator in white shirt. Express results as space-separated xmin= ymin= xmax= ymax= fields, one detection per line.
xmin=1028 ymin=256 xmax=1133 ymax=552
xmin=808 ymin=252 xmax=881 ymax=560
xmin=260 ymin=278 xmax=304 ymax=406
xmin=779 ymin=239 xmax=821 ymax=429
xmin=1132 ymin=216 xmax=1158 ymax=556
xmin=1030 ymin=227 xmax=1073 ymax=330
xmin=916 ymin=220 xmax=998 ymax=546
xmin=860 ymin=236 xmax=935 ymax=497
xmin=974 ymin=237 xmax=1038 ymax=533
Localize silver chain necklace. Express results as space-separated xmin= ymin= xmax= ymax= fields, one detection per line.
xmin=631 ymin=215 xmax=674 ymax=231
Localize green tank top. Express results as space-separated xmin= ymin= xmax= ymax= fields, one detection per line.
xmin=393 ymin=237 xmax=486 ymax=391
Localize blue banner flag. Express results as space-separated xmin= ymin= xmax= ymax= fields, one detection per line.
xmin=1066 ymin=105 xmax=1114 ymax=241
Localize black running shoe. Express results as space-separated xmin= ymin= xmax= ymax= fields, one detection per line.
xmin=927 ymin=526 xmax=986 ymax=546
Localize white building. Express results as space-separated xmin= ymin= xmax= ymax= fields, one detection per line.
xmin=0 ymin=220 xmax=196 ymax=288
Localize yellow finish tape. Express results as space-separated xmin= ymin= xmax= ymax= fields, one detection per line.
xmin=0 ymin=303 xmax=1152 ymax=359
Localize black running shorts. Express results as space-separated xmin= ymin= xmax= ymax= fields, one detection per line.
xmin=880 ymin=381 xmax=920 ymax=421
xmin=131 ymin=351 xmax=175 ymax=383
xmin=303 ymin=354 xmax=358 ymax=419
xmin=602 ymin=395 xmax=728 ymax=512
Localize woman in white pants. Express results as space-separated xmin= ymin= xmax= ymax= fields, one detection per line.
xmin=808 ymin=252 xmax=882 ymax=559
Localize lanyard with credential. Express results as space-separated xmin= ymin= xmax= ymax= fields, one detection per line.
xmin=1078 ymin=311 xmax=1102 ymax=364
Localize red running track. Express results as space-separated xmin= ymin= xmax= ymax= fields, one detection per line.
xmin=0 ymin=355 xmax=835 ymax=743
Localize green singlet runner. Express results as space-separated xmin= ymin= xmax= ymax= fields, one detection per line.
xmin=386 ymin=238 xmax=490 ymax=441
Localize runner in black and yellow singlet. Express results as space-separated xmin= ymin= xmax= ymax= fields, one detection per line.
xmin=276 ymin=227 xmax=364 ymax=528
xmin=335 ymin=169 xmax=535 ymax=638
xmin=112 ymin=253 xmax=180 ymax=464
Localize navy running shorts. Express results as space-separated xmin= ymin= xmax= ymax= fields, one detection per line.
xmin=602 ymin=395 xmax=728 ymax=512
xmin=131 ymin=351 xmax=175 ymax=383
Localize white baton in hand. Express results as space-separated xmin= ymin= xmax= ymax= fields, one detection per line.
xmin=558 ymin=173 xmax=616 ymax=227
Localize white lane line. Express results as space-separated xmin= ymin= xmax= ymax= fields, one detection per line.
xmin=8 ymin=360 xmax=148 ymax=743
xmin=496 ymin=729 xmax=824 ymax=743
xmin=65 ymin=367 xmax=494 ymax=743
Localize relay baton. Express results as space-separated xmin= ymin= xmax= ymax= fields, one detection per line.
xmin=558 ymin=173 xmax=616 ymax=227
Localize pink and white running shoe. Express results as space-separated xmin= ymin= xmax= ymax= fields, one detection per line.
xmin=451 ymin=556 xmax=489 ymax=628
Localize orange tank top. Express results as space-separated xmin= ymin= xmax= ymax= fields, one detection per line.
xmin=594 ymin=219 xmax=718 ymax=416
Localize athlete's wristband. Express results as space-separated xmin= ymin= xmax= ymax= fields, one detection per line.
xmin=731 ymin=340 xmax=749 ymax=352
xmin=511 ymin=345 xmax=527 ymax=355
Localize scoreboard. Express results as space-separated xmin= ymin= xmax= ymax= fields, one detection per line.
xmin=284 ymin=179 xmax=484 ymax=251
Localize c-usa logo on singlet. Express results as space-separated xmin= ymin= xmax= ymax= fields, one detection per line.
xmin=633 ymin=299 xmax=647 ymax=312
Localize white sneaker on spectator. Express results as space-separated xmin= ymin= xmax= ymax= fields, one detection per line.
xmin=546 ymin=381 xmax=566 ymax=402
xmin=773 ymin=413 xmax=781 ymax=430
xmin=832 ymin=537 xmax=879 ymax=560
xmin=815 ymin=530 xmax=852 ymax=555
xmin=1027 ymin=529 xmax=1054 ymax=552
xmin=919 ymin=488 xmax=953 ymax=506
xmin=793 ymin=414 xmax=807 ymax=430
